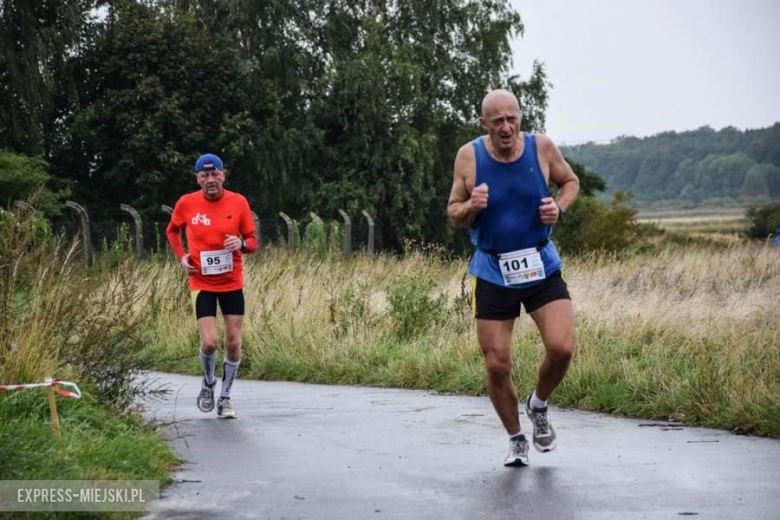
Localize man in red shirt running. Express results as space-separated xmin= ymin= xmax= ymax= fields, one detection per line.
xmin=166 ymin=153 xmax=258 ymax=418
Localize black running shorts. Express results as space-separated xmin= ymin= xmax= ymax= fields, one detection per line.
xmin=192 ymin=289 xmax=245 ymax=319
xmin=473 ymin=271 xmax=570 ymax=320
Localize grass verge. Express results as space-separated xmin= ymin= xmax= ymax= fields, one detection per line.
xmin=0 ymin=390 xmax=177 ymax=519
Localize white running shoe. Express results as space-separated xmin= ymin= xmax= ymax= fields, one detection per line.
xmin=504 ymin=434 xmax=530 ymax=467
xmin=217 ymin=397 xmax=237 ymax=419
xmin=197 ymin=378 xmax=216 ymax=413
xmin=526 ymin=394 xmax=557 ymax=452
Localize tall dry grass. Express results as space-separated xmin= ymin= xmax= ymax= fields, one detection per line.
xmin=146 ymin=242 xmax=779 ymax=437
xmin=561 ymin=244 xmax=778 ymax=432
xmin=0 ymin=211 xmax=166 ymax=411
xmin=0 ymin=210 xmax=177 ymax=484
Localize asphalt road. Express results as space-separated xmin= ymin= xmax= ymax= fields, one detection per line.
xmin=141 ymin=372 xmax=780 ymax=520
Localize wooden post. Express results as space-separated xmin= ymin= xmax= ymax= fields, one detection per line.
xmin=46 ymin=378 xmax=61 ymax=439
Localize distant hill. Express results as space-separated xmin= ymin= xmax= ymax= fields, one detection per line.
xmin=561 ymin=124 xmax=780 ymax=207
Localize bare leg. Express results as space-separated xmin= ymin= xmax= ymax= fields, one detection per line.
xmin=223 ymin=314 xmax=244 ymax=362
xmin=197 ymin=316 xmax=220 ymax=356
xmin=529 ymin=299 xmax=575 ymax=401
xmin=477 ymin=318 xmax=520 ymax=434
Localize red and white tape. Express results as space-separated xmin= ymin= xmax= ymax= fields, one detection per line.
xmin=0 ymin=377 xmax=82 ymax=399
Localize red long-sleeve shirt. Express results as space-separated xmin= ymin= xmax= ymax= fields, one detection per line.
xmin=166 ymin=189 xmax=258 ymax=292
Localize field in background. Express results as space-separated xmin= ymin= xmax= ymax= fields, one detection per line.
xmin=145 ymin=241 xmax=780 ymax=438
xmin=637 ymin=207 xmax=750 ymax=239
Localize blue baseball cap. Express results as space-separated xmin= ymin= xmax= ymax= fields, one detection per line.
xmin=195 ymin=153 xmax=224 ymax=172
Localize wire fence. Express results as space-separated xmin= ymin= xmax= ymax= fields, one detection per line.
xmin=49 ymin=212 xmax=386 ymax=259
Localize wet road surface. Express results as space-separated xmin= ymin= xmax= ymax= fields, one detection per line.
xmin=141 ymin=372 xmax=780 ymax=520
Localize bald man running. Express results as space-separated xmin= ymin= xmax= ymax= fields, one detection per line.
xmin=447 ymin=89 xmax=580 ymax=466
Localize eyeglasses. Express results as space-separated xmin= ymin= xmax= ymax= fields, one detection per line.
xmin=196 ymin=170 xmax=224 ymax=180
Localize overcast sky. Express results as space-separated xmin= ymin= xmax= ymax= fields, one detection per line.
xmin=508 ymin=0 xmax=780 ymax=144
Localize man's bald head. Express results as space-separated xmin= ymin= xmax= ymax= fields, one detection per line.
xmin=481 ymin=89 xmax=520 ymax=118
xmin=479 ymin=89 xmax=523 ymax=158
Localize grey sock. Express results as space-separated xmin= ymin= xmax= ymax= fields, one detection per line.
xmin=221 ymin=359 xmax=240 ymax=398
xmin=200 ymin=350 xmax=217 ymax=385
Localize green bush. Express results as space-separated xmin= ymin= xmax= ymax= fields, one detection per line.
xmin=387 ymin=277 xmax=447 ymax=341
xmin=329 ymin=220 xmax=345 ymax=255
xmin=98 ymin=222 xmax=135 ymax=269
xmin=745 ymin=203 xmax=780 ymax=240
xmin=553 ymin=190 xmax=641 ymax=255
xmin=304 ymin=218 xmax=328 ymax=253
xmin=0 ymin=150 xmax=69 ymax=217
xmin=336 ymin=282 xmax=374 ymax=336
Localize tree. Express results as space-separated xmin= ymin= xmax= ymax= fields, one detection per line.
xmin=0 ymin=0 xmax=93 ymax=157
xmin=53 ymin=0 xmax=252 ymax=216
xmin=6 ymin=0 xmax=549 ymax=253
xmin=0 ymin=149 xmax=68 ymax=215
xmin=740 ymin=163 xmax=778 ymax=200
xmin=561 ymin=125 xmax=780 ymax=205
xmin=566 ymin=159 xmax=605 ymax=197
xmin=745 ymin=204 xmax=780 ymax=240
xmin=303 ymin=0 xmax=547 ymax=250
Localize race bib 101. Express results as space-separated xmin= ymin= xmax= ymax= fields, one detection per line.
xmin=498 ymin=247 xmax=546 ymax=286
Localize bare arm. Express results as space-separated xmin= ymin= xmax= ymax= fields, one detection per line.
xmin=447 ymin=143 xmax=487 ymax=228
xmin=537 ymin=134 xmax=580 ymax=224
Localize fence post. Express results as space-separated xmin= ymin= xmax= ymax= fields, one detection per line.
xmin=251 ymin=211 xmax=262 ymax=248
xmin=13 ymin=201 xmax=36 ymax=215
xmin=65 ymin=201 xmax=92 ymax=267
xmin=338 ymin=209 xmax=351 ymax=255
xmin=119 ymin=204 xmax=144 ymax=258
xmin=361 ymin=210 xmax=375 ymax=255
xmin=279 ymin=212 xmax=294 ymax=248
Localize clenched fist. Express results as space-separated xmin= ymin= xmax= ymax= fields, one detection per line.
xmin=470 ymin=182 xmax=489 ymax=211
xmin=539 ymin=197 xmax=560 ymax=225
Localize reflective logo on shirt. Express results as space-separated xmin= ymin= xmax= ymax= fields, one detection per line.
xmin=191 ymin=213 xmax=211 ymax=226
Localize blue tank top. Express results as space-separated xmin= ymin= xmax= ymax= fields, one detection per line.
xmin=468 ymin=133 xmax=563 ymax=288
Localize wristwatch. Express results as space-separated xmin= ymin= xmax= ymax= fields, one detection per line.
xmin=555 ymin=201 xmax=566 ymax=222
xmin=240 ymin=239 xmax=247 ymax=251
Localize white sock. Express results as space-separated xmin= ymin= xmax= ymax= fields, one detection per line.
xmin=509 ymin=431 xmax=525 ymax=440
xmin=530 ymin=391 xmax=547 ymax=411
xmin=220 ymin=359 xmax=240 ymax=399
xmin=200 ymin=350 xmax=217 ymax=385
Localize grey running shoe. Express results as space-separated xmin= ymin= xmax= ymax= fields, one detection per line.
xmin=197 ymin=378 xmax=216 ymax=413
xmin=504 ymin=434 xmax=530 ymax=467
xmin=217 ymin=397 xmax=237 ymax=419
xmin=526 ymin=395 xmax=557 ymax=452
